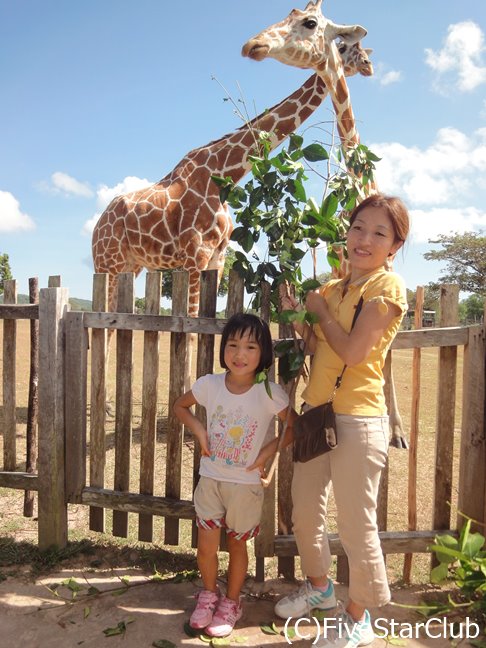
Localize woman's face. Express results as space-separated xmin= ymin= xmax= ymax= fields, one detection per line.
xmin=346 ymin=206 xmax=401 ymax=276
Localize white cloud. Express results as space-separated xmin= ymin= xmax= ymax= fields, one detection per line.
xmin=425 ymin=21 xmax=486 ymax=93
xmin=409 ymin=206 xmax=486 ymax=244
xmin=96 ymin=176 xmax=152 ymax=209
xmin=372 ymin=63 xmax=402 ymax=86
xmin=372 ymin=127 xmax=486 ymax=206
xmin=0 ymin=190 xmax=35 ymax=233
xmin=82 ymin=175 xmax=153 ymax=235
xmin=38 ymin=171 xmax=94 ymax=198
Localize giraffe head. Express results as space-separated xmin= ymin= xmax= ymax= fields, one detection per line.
xmin=337 ymin=41 xmax=373 ymax=78
xmin=242 ymin=0 xmax=367 ymax=74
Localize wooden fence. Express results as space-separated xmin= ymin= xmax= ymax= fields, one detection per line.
xmin=0 ymin=271 xmax=485 ymax=582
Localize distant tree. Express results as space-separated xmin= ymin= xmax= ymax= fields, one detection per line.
xmin=458 ymin=294 xmax=484 ymax=324
xmin=423 ymin=232 xmax=486 ymax=296
xmin=406 ymin=284 xmax=440 ymax=312
xmin=0 ymin=253 xmax=13 ymax=296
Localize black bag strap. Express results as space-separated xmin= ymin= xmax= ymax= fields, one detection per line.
xmin=329 ymin=296 xmax=364 ymax=401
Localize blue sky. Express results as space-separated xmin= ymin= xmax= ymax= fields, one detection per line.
xmin=1 ymin=0 xmax=485 ymax=301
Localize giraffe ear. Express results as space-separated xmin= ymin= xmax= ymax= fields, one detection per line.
xmin=305 ymin=0 xmax=322 ymax=11
xmin=327 ymin=22 xmax=368 ymax=45
xmin=364 ymin=48 xmax=373 ymax=56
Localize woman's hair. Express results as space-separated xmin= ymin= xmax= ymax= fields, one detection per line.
xmin=220 ymin=313 xmax=273 ymax=373
xmin=348 ymin=193 xmax=410 ymax=244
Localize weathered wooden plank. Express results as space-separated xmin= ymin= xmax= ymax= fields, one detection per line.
xmin=391 ymin=326 xmax=467 ymax=349
xmin=191 ymin=270 xmax=218 ymax=548
xmin=138 ymin=272 xmax=162 ymax=542
xmin=403 ymin=285 xmax=424 ymax=582
xmin=274 ymin=530 xmax=457 ymax=557
xmin=0 ymin=304 xmax=39 ymax=319
xmin=38 ymin=287 xmax=70 ymax=549
xmin=0 ymin=471 xmax=39 ymax=490
xmin=458 ymin=325 xmax=486 ymax=531
xmin=2 ymin=280 xmax=17 ymax=470
xmin=432 ymin=286 xmax=459 ymax=540
xmin=89 ymin=274 xmax=108 ymax=532
xmin=83 ymin=312 xmax=228 ymax=334
xmin=225 ymin=269 xmax=244 ymax=317
xmin=81 ymin=487 xmax=195 ymax=518
xmin=112 ymin=273 xmax=134 ymax=538
xmin=24 ymin=277 xmax=39 ymax=517
xmin=64 ymin=312 xmax=88 ymax=502
xmin=48 ymin=275 xmax=61 ymax=288
xmin=165 ymin=271 xmax=189 ymax=544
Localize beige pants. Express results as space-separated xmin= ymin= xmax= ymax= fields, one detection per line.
xmin=291 ymin=413 xmax=390 ymax=608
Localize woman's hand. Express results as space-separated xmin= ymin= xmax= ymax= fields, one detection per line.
xmin=305 ymin=290 xmax=328 ymax=318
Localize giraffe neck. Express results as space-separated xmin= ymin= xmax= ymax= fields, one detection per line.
xmin=317 ymin=44 xmax=359 ymax=147
xmin=182 ymin=74 xmax=329 ymax=184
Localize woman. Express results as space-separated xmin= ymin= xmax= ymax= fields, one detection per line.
xmin=275 ymin=193 xmax=410 ymax=648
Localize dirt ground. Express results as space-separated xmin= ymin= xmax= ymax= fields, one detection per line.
xmin=0 ymin=557 xmax=478 ymax=648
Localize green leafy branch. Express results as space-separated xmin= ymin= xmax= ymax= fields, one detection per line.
xmin=213 ymin=131 xmax=379 ymax=383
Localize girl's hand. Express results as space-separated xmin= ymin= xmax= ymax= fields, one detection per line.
xmin=194 ymin=429 xmax=211 ymax=457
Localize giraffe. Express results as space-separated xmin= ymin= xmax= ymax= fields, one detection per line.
xmin=242 ymin=0 xmax=407 ymax=447
xmin=91 ymin=41 xmax=373 ymax=319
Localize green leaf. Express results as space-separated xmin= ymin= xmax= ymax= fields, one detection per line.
xmin=83 ymin=606 xmax=90 ymax=619
xmin=302 ymin=143 xmax=329 ymax=162
xmin=61 ymin=577 xmax=83 ymax=593
xmin=260 ymin=621 xmax=279 ymax=635
xmin=199 ymin=634 xmax=213 ymax=643
xmin=463 ymin=532 xmax=485 ymax=558
xmin=383 ymin=635 xmax=407 ymax=646
xmin=183 ymin=622 xmax=199 ymax=638
xmin=321 ymin=193 xmax=339 ymax=220
xmin=289 ymin=133 xmax=304 ymax=151
xmin=301 ymin=278 xmax=322 ymax=293
xmin=232 ymin=636 xmax=249 ymax=644
xmin=87 ymin=586 xmax=100 ymax=596
xmin=102 ymin=619 xmax=134 ymax=636
xmin=210 ymin=638 xmax=231 ymax=646
xmin=152 ymin=641 xmax=177 ymax=648
xmin=430 ymin=562 xmax=449 ymax=583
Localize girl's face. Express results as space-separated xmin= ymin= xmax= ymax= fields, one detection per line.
xmin=224 ymin=330 xmax=262 ymax=381
xmin=346 ymin=206 xmax=402 ymax=278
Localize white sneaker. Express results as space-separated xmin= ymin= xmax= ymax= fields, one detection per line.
xmin=275 ymin=580 xmax=336 ymax=619
xmin=316 ymin=607 xmax=375 ymax=647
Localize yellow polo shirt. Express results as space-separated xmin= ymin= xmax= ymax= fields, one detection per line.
xmin=301 ymin=268 xmax=407 ymax=415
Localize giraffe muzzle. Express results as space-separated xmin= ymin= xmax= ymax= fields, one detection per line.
xmin=241 ymin=40 xmax=270 ymax=61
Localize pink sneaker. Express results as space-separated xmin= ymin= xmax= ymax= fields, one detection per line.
xmin=206 ymin=596 xmax=243 ymax=637
xmin=189 ymin=589 xmax=219 ymax=629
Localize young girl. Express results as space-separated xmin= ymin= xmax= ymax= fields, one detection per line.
xmin=276 ymin=193 xmax=410 ymax=648
xmin=174 ymin=313 xmax=295 ymax=638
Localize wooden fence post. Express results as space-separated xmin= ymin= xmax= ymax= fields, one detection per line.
xmin=38 ymin=286 xmax=70 ymax=549
xmin=2 ymin=279 xmax=17 ymax=471
xmin=89 ymin=273 xmax=108 ymax=532
xmin=432 ymin=285 xmax=459 ymax=542
xmin=64 ymin=311 xmax=88 ymax=502
xmin=113 ymin=273 xmax=134 ymax=537
xmin=165 ymin=270 xmax=189 ymax=544
xmin=138 ymin=271 xmax=162 ymax=542
xmin=24 ymin=277 xmax=39 ymax=517
xmin=457 ymin=324 xmax=486 ymax=531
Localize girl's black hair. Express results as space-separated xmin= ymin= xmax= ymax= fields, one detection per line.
xmin=220 ymin=313 xmax=273 ymax=374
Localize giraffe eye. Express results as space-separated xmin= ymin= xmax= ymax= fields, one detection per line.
xmin=302 ymin=18 xmax=317 ymax=29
